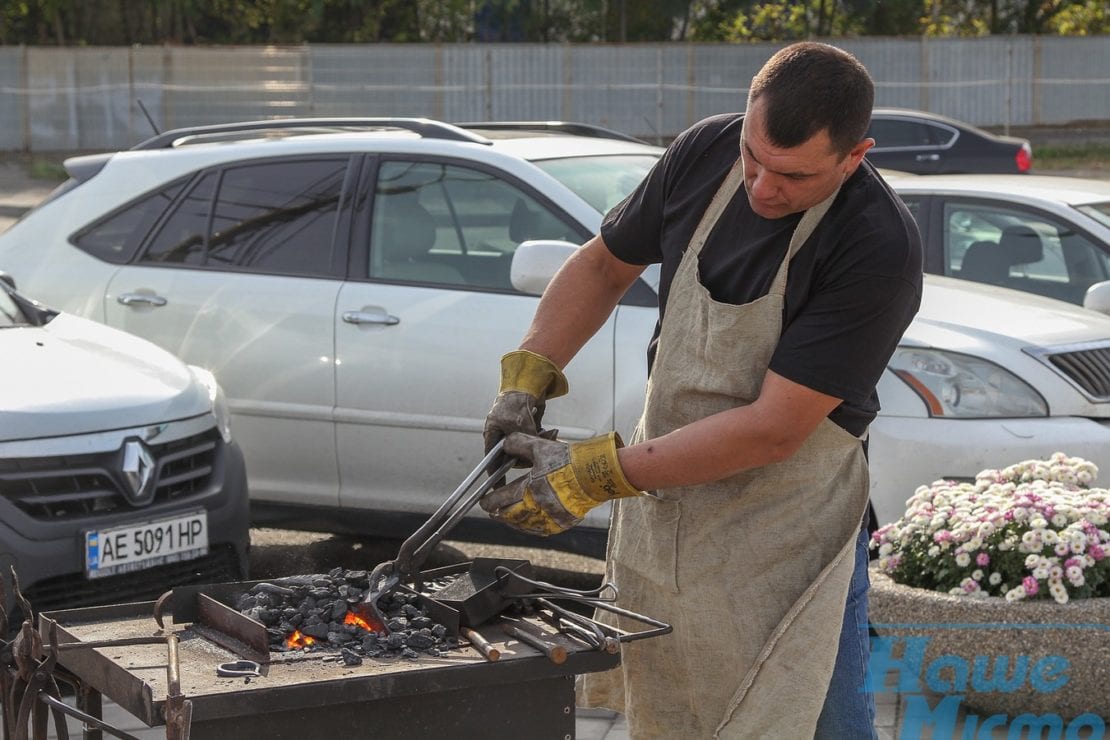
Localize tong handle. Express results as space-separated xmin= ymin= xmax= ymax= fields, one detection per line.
xmin=392 ymin=439 xmax=514 ymax=581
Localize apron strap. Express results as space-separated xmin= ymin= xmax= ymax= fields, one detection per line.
xmin=686 ymin=156 xmax=745 ymax=259
xmin=768 ymin=183 xmax=840 ymax=296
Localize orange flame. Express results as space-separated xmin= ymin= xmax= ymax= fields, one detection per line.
xmin=347 ymin=608 xmax=387 ymax=634
xmin=285 ymin=629 xmax=316 ymax=649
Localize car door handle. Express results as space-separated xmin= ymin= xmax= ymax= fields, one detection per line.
xmin=342 ymin=309 xmax=400 ymax=326
xmin=915 ymin=153 xmax=940 ymax=162
xmin=117 ymin=293 xmax=168 ymax=307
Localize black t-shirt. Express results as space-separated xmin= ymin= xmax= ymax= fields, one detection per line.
xmin=601 ymin=113 xmax=923 ymax=437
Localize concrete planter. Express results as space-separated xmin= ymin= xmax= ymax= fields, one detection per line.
xmin=868 ymin=568 xmax=1109 ymax=721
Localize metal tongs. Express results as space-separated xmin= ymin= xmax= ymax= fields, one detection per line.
xmin=360 ymin=438 xmax=516 ymax=631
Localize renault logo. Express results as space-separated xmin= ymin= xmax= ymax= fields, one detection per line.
xmin=121 ymin=439 xmax=157 ymax=506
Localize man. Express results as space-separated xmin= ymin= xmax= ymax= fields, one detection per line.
xmin=481 ymin=42 xmax=921 ymax=738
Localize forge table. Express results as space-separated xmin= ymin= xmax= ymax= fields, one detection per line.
xmin=42 ymin=601 xmax=620 ymax=739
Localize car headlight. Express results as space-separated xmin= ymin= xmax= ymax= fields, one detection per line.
xmin=889 ymin=348 xmax=1048 ymax=418
xmin=190 ymin=367 xmax=233 ymax=443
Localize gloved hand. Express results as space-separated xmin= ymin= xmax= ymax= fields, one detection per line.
xmin=480 ymin=431 xmax=642 ymax=536
xmin=483 ymin=350 xmax=569 ymax=456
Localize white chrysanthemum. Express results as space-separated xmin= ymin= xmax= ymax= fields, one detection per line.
xmin=989 ymin=572 xmax=1003 ymax=586
xmin=1005 ymin=587 xmax=1025 ymax=602
xmin=955 ymin=552 xmax=971 ymax=567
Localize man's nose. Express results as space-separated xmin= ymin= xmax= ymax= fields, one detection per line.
xmin=748 ymin=169 xmax=777 ymax=199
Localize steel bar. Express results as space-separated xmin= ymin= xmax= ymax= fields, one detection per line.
xmin=35 ymin=696 xmax=137 ymax=740
xmin=502 ymin=623 xmax=566 ymax=665
xmin=460 ymin=627 xmax=500 ymax=663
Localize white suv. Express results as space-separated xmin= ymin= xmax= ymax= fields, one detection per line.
xmin=0 ymin=277 xmax=249 ymax=619
xmin=2 ymin=118 xmax=1109 ymax=554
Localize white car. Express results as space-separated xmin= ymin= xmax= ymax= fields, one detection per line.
xmin=887 ymin=173 xmax=1110 ymax=311
xmin=0 ymin=276 xmax=249 ymax=619
xmin=2 ymin=118 xmax=1109 ymax=553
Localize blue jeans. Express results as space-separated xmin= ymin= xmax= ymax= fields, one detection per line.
xmin=814 ymin=528 xmax=877 ymax=740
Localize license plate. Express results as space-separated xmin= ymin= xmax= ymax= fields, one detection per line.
xmin=85 ymin=511 xmax=208 ymax=579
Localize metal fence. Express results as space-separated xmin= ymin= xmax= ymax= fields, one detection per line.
xmin=1 ymin=37 xmax=1107 ymax=152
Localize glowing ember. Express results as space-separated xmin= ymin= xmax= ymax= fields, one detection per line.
xmin=347 ymin=608 xmax=386 ymax=634
xmin=285 ymin=629 xmax=316 ymax=649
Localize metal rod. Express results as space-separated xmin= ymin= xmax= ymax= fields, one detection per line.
xmin=460 ymin=628 xmax=500 ymax=663
xmin=502 ymin=623 xmax=566 ymax=665
xmin=35 ymin=697 xmax=138 ymax=740
xmin=42 ymin=638 xmax=168 ymax=652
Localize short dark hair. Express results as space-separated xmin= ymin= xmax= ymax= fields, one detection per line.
xmin=747 ymin=42 xmax=874 ymax=158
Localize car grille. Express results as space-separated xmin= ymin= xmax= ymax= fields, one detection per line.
xmin=0 ymin=428 xmax=220 ymax=521
xmin=16 ymin=544 xmax=243 ymax=618
xmin=1045 ymin=345 xmax=1110 ymax=400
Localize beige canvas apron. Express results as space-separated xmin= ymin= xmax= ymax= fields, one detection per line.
xmin=579 ymin=155 xmax=870 ymax=739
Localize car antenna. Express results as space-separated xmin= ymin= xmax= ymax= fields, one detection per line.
xmin=136 ymin=99 xmax=161 ymax=135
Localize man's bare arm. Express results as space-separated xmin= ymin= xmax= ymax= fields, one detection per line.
xmin=519 ymin=234 xmax=646 ymax=368
xmin=618 ymin=369 xmax=844 ymax=491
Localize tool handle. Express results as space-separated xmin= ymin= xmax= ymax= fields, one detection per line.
xmin=461 ymin=627 xmax=501 ymax=662
xmin=502 ymin=623 xmax=566 ymax=665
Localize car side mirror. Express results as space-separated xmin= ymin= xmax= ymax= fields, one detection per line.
xmin=510 ymin=239 xmax=580 ymax=296
xmin=1083 ymin=280 xmax=1110 ymax=315
xmin=0 ymin=271 xmax=15 ymax=290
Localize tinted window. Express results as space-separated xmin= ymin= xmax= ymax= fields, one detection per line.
xmin=943 ymin=200 xmax=1110 ymax=305
xmin=369 ymin=161 xmax=580 ymax=290
xmin=72 ymin=180 xmax=186 ymax=264
xmin=143 ymin=173 xmax=216 ymax=265
xmin=869 ymin=119 xmax=955 ymax=149
xmin=207 ymin=160 xmax=345 ymax=275
xmin=141 ymin=159 xmax=347 ymax=276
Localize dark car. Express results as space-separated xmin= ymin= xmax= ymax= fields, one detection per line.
xmin=866 ymin=108 xmax=1032 ymax=175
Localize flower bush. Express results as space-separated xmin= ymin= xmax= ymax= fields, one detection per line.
xmin=871 ymin=452 xmax=1110 ymax=603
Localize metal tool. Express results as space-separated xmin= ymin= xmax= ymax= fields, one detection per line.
xmin=216 ymin=660 xmax=261 ymax=678
xmin=502 ymin=622 xmax=567 ymax=665
xmin=361 ymin=439 xmax=516 ymax=632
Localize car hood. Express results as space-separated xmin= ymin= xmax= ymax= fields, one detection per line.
xmin=0 ymin=313 xmax=210 ymax=442
xmin=905 ymin=276 xmax=1110 ymax=352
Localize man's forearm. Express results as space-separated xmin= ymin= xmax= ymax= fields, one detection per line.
xmin=618 ymin=370 xmax=844 ymax=491
xmin=520 ymin=235 xmax=645 ymax=369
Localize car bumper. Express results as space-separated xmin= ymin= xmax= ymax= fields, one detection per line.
xmin=0 ymin=436 xmax=250 ymax=619
xmin=868 ymin=415 xmax=1110 ymax=527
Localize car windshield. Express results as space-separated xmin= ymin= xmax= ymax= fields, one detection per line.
xmin=0 ymin=288 xmax=30 ymax=328
xmin=532 ymin=154 xmax=658 ymax=215
xmin=1076 ymin=202 xmax=1110 ymax=229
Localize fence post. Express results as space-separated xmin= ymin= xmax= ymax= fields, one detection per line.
xmin=20 ymin=45 xmax=30 ymax=153
xmin=484 ymin=47 xmax=493 ymax=121
xmin=656 ymin=46 xmax=664 ymax=144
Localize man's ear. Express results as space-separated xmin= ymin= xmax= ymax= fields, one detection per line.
xmin=843 ymin=137 xmax=875 ymax=174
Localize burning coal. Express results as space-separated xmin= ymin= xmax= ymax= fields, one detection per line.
xmin=236 ymin=568 xmax=456 ymax=663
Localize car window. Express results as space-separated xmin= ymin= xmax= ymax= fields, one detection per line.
xmin=369 ymin=160 xmax=579 ymax=290
xmin=72 ymin=180 xmax=187 ymax=264
xmin=943 ymin=201 xmax=1110 ymax=305
xmin=869 ymin=119 xmax=956 ymax=149
xmin=1077 ymin=202 xmax=1110 ymax=229
xmin=141 ymin=159 xmax=347 ymax=276
xmin=533 ymin=154 xmax=658 ymax=214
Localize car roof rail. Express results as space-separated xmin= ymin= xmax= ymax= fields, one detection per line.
xmin=131 ymin=117 xmax=492 ymax=151
xmin=454 ymin=121 xmax=649 ymax=144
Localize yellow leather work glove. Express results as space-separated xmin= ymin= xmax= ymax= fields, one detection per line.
xmin=479 ymin=431 xmax=642 ymax=536
xmin=483 ymin=350 xmax=569 ymax=456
